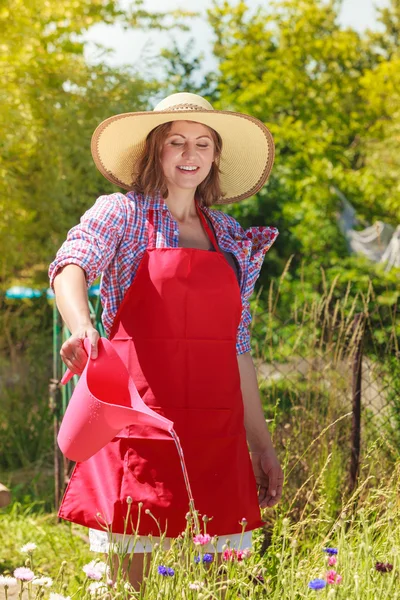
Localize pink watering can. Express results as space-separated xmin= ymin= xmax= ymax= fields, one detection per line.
xmin=57 ymin=338 xmax=174 ymax=462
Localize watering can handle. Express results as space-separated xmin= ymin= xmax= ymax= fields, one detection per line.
xmin=60 ymin=338 xmax=91 ymax=386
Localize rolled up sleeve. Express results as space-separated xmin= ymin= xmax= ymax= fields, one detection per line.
xmin=48 ymin=194 xmax=128 ymax=289
xmin=235 ymin=225 xmax=279 ymax=355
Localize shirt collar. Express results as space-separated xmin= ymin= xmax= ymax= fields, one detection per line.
xmin=127 ymin=190 xmax=169 ymax=210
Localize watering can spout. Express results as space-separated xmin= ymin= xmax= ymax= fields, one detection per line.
xmin=57 ymin=338 xmax=174 ymax=462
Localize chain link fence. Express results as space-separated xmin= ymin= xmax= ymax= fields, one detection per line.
xmin=253 ymin=293 xmax=400 ymax=495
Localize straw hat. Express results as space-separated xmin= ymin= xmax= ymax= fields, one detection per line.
xmin=91 ymin=92 xmax=275 ymax=205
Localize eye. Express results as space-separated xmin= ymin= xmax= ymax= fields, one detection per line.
xmin=170 ymin=141 xmax=183 ymax=146
xmin=197 ymin=144 xmax=209 ymax=148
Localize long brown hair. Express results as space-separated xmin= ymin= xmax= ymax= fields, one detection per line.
xmin=131 ymin=121 xmax=223 ymax=207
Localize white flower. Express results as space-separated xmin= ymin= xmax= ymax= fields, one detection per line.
xmin=32 ymin=576 xmax=53 ymax=587
xmin=0 ymin=576 xmax=18 ymax=587
xmin=189 ymin=581 xmax=205 ymax=590
xmin=20 ymin=543 xmax=37 ymax=553
xmin=82 ymin=560 xmax=110 ymax=580
xmin=49 ymin=594 xmax=71 ymax=600
xmin=88 ymin=581 xmax=108 ymax=596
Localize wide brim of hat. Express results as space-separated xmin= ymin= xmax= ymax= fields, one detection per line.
xmin=91 ymin=109 xmax=275 ymax=204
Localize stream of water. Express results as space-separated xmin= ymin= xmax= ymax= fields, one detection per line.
xmin=170 ymin=428 xmax=200 ymax=535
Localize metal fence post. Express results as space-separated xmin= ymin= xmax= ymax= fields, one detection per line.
xmin=349 ymin=312 xmax=365 ymax=493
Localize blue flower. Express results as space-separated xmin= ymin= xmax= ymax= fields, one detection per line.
xmin=308 ymin=579 xmax=327 ymax=590
xmin=323 ymin=548 xmax=338 ymax=556
xmin=194 ymin=554 xmax=214 ymax=564
xmin=158 ymin=565 xmax=174 ymax=577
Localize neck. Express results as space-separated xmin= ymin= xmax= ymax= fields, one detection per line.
xmin=163 ymin=186 xmax=199 ymax=223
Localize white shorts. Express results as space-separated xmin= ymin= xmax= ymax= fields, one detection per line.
xmin=89 ymin=528 xmax=253 ymax=554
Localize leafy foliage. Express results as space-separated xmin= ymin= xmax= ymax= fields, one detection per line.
xmin=0 ymin=0 xmax=194 ymax=286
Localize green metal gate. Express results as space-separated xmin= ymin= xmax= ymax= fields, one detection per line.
xmin=49 ymin=287 xmax=105 ymax=509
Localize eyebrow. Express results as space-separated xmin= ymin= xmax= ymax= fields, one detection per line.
xmin=168 ymin=133 xmax=212 ymax=140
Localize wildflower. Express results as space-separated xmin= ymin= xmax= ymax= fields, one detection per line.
xmin=222 ymin=549 xmax=236 ymax=562
xmin=32 ymin=576 xmax=53 ymax=587
xmin=193 ymin=533 xmax=211 ymax=546
xmin=326 ymin=570 xmax=342 ymax=585
xmin=189 ymin=581 xmax=205 ymax=590
xmin=20 ymin=543 xmax=37 ymax=553
xmin=323 ymin=548 xmax=338 ymax=556
xmin=308 ymin=578 xmax=327 ymax=590
xmin=13 ymin=567 xmax=35 ymax=581
xmin=328 ymin=556 xmax=337 ymax=566
xmin=0 ymin=576 xmax=17 ymax=587
xmin=194 ymin=553 xmax=213 ymax=564
xmin=222 ymin=548 xmax=251 ymax=562
xmin=88 ymin=581 xmax=108 ymax=596
xmin=83 ymin=560 xmax=110 ymax=581
xmin=157 ymin=565 xmax=174 ymax=576
xmin=375 ymin=562 xmax=393 ymax=573
xmin=49 ymin=595 xmax=71 ymax=600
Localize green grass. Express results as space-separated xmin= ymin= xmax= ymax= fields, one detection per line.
xmin=1 ymin=454 xmax=399 ymax=599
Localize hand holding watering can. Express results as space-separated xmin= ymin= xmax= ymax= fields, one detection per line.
xmin=58 ymin=338 xmax=174 ymax=462
xmin=59 ymin=324 xmax=100 ymax=376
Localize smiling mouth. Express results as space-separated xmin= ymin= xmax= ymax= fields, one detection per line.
xmin=177 ymin=166 xmax=200 ymax=173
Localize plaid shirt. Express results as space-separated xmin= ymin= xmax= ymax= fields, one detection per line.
xmin=49 ymin=191 xmax=279 ymax=354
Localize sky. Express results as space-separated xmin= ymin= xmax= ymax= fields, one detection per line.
xmin=83 ymin=0 xmax=390 ymax=75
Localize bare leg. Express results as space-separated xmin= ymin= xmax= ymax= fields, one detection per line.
xmin=111 ymin=552 xmax=151 ymax=591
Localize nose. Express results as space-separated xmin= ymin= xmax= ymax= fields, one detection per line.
xmin=182 ymin=142 xmax=197 ymax=161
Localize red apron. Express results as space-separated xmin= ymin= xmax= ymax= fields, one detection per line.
xmin=59 ymin=202 xmax=263 ymax=538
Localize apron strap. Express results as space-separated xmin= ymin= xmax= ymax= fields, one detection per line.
xmin=196 ymin=203 xmax=222 ymax=254
xmin=147 ymin=209 xmax=157 ymax=249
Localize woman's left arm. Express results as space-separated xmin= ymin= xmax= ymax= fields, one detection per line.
xmin=238 ymin=351 xmax=284 ymax=508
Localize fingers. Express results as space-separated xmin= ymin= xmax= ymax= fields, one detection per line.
xmin=60 ymin=337 xmax=87 ymax=375
xmin=263 ymin=479 xmax=284 ymax=508
xmin=257 ymin=483 xmax=268 ymax=506
xmin=60 ymin=326 xmax=99 ymax=374
xmin=267 ymin=469 xmax=278 ymax=500
xmin=256 ymin=467 xmax=284 ymax=509
xmin=87 ymin=329 xmax=100 ymax=359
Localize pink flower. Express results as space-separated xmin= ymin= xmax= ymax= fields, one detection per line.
xmin=326 ymin=570 xmax=342 ymax=585
xmin=193 ymin=534 xmax=211 ymax=546
xmin=222 ymin=548 xmax=251 ymax=562
xmin=237 ymin=548 xmax=251 ymax=560
xmin=328 ymin=556 xmax=337 ymax=566
xmin=13 ymin=567 xmax=35 ymax=582
xmin=222 ymin=549 xmax=236 ymax=562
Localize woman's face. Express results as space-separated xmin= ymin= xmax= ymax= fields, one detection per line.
xmin=160 ymin=120 xmax=216 ymax=192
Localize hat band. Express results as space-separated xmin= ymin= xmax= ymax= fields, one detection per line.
xmin=159 ymin=103 xmax=210 ymax=112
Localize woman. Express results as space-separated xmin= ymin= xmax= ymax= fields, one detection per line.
xmin=49 ymin=92 xmax=283 ymax=587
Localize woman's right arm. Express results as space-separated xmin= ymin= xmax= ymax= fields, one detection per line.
xmin=49 ymin=194 xmax=129 ymax=374
xmin=53 ymin=264 xmax=99 ymax=374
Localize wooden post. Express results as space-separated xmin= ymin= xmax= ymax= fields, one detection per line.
xmin=349 ymin=313 xmax=365 ymax=493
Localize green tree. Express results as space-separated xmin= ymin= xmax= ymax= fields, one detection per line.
xmin=0 ymin=0 xmax=193 ymax=286
xmin=206 ymin=1 xmax=383 ymax=265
